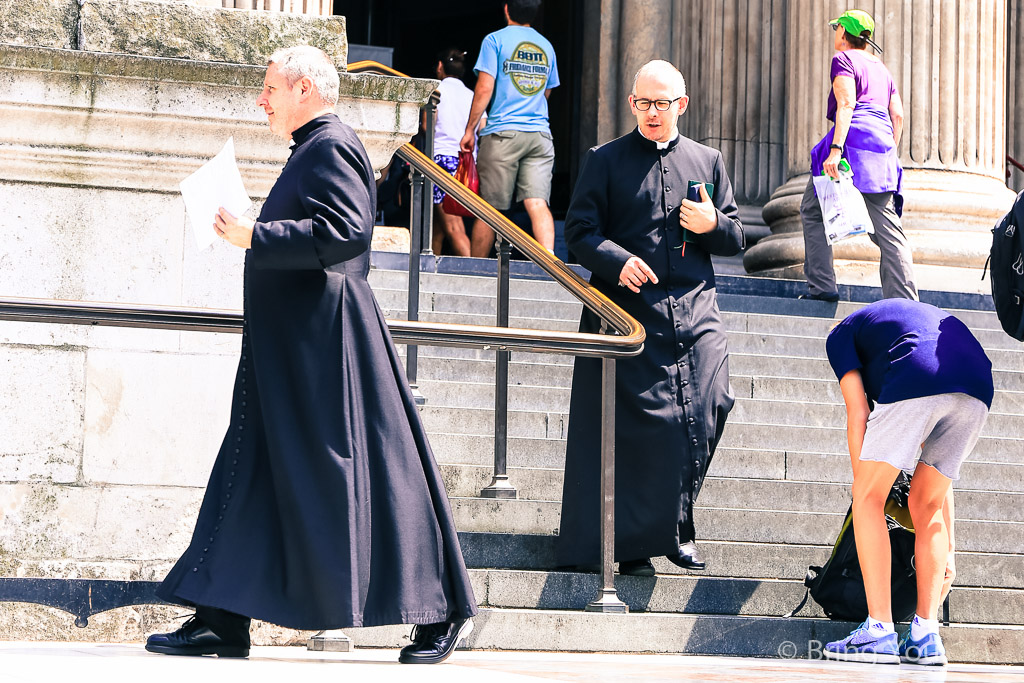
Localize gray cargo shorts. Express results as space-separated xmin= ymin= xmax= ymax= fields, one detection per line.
xmin=859 ymin=393 xmax=988 ymax=481
xmin=476 ymin=130 xmax=554 ymax=210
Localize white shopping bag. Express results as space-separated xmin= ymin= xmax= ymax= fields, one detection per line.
xmin=813 ymin=167 xmax=873 ymax=245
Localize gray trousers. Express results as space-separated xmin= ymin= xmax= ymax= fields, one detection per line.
xmin=799 ymin=176 xmax=918 ymax=300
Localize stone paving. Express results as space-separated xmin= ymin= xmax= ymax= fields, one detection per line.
xmin=1 ymin=644 xmax=1022 ymax=683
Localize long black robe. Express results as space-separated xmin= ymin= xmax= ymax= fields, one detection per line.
xmin=157 ymin=115 xmax=477 ymax=629
xmin=556 ymin=128 xmax=744 ymax=566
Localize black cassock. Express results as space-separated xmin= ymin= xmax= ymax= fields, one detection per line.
xmin=556 ymin=128 xmax=744 ymax=566
xmin=157 ymin=115 xmax=477 ymax=629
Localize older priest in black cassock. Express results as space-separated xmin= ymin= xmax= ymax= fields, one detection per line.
xmin=145 ymin=46 xmax=476 ymax=665
xmin=557 ymin=60 xmax=744 ymax=576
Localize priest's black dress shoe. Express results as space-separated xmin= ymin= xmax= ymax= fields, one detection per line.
xmin=398 ymin=618 xmax=474 ymax=664
xmin=618 ymin=558 xmax=655 ymax=576
xmin=145 ymin=614 xmax=250 ymax=657
xmin=665 ymin=540 xmax=706 ymax=571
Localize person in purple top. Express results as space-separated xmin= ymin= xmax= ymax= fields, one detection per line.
xmin=822 ymin=299 xmax=993 ymax=666
xmin=799 ymin=9 xmax=918 ymax=302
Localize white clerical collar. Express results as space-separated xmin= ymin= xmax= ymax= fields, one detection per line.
xmin=638 ymin=127 xmax=679 ymax=149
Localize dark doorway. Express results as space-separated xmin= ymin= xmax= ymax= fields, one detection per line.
xmin=334 ymin=0 xmax=583 ymax=219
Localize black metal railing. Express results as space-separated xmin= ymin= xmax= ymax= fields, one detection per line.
xmin=0 ymin=63 xmax=645 ymax=619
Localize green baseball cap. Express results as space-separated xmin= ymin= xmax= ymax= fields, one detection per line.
xmin=830 ymin=9 xmax=883 ymax=53
xmin=830 ymin=9 xmax=874 ymax=37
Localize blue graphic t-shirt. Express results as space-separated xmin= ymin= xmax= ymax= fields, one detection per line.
xmin=474 ymin=25 xmax=559 ymax=136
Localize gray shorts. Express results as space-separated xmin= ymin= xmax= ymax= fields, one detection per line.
xmin=860 ymin=393 xmax=988 ymax=481
xmin=477 ymin=130 xmax=554 ymax=210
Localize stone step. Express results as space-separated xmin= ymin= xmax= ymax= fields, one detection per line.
xmin=416 ymin=344 xmax=574 ymax=367
xmin=718 ymin=421 xmax=1024 ymax=466
xmin=455 ymin=532 xmax=1024 ymax=590
xmin=428 ymin=433 xmax=566 ymax=468
xmin=372 ymin=288 xmax=583 ymax=323
xmin=369 ymin=269 xmax=581 ymax=302
xmin=736 ymin=374 xmax=1024 ymax=414
xmin=779 ymin=451 xmax=1024 ymax=495
xmin=420 ymin=405 xmax=566 ymax=440
xmin=729 ymin=397 xmax=1024 ymax=439
xmin=440 ymin=465 xmax=1024 ymax=524
xmin=346 ymin=608 xmax=1024 ymax=664
xmin=461 ymin=569 xmax=1024 ymax=626
xmin=721 ymin=310 xmax=1020 ymax=351
xmin=429 ymin=432 xmax=1024 ymax=495
xmin=449 ymin=498 xmax=1024 ymax=554
xmin=416 ymin=356 xmax=574 ymax=386
xmin=419 ymin=379 xmax=571 ymax=412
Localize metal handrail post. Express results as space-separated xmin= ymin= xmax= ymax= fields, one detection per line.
xmin=406 ymin=168 xmax=426 ymax=405
xmin=586 ymin=327 xmax=628 ymax=613
xmin=421 ymin=91 xmax=439 ymax=256
xmin=481 ymin=235 xmax=517 ymax=499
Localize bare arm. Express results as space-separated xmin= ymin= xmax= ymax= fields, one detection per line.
xmin=460 ymin=72 xmax=494 ymax=153
xmin=824 ymin=75 xmax=857 ymax=179
xmin=545 ymin=88 xmax=551 ymax=100
xmin=888 ymin=90 xmax=904 ymax=148
xmin=838 ymin=369 xmax=871 ymax=479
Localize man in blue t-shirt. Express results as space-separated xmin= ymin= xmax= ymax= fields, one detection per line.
xmin=822 ymin=298 xmax=992 ymax=666
xmin=460 ymin=0 xmax=559 ymax=257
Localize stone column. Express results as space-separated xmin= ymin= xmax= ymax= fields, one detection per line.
xmin=745 ymin=0 xmax=1016 ymax=293
xmin=1010 ymin=0 xmax=1024 ymax=191
xmin=190 ymin=0 xmax=331 ymax=16
xmin=676 ymin=0 xmax=788 ymax=242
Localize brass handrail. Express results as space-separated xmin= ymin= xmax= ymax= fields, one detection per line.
xmin=0 ymin=296 xmax=639 ymax=358
xmin=395 ymin=143 xmax=644 ymax=346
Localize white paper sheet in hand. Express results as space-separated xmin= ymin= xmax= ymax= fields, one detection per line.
xmin=179 ymin=137 xmax=253 ymax=251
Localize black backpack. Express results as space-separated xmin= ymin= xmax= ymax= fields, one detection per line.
xmin=786 ymin=472 xmax=918 ymax=623
xmin=987 ymin=190 xmax=1024 ymax=341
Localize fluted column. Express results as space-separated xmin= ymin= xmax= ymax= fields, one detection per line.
xmin=190 ymin=0 xmax=331 ymax=16
xmin=1010 ymin=0 xmax=1024 ymax=191
xmin=746 ymin=0 xmax=1016 ymax=293
xmin=677 ymin=0 xmax=788 ymax=241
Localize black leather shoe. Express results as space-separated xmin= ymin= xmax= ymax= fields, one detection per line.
xmin=799 ymin=292 xmax=840 ymax=302
xmin=398 ymin=618 xmax=473 ymax=664
xmin=665 ymin=540 xmax=706 ymax=571
xmin=618 ymin=558 xmax=655 ymax=577
xmin=145 ymin=614 xmax=250 ymax=657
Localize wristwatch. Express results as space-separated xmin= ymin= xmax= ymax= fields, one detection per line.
xmin=830 ymin=143 xmax=844 ymax=152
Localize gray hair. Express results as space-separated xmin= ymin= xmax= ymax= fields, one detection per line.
xmin=631 ymin=60 xmax=686 ymax=99
xmin=268 ymin=46 xmax=340 ymax=108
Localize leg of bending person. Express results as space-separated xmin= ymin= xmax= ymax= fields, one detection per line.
xmin=851 ymin=460 xmax=903 ymax=623
xmin=908 ymin=462 xmax=954 ymax=622
xmin=824 ymin=458 xmax=902 ymax=663
xmin=940 ymin=486 xmax=956 ymax=604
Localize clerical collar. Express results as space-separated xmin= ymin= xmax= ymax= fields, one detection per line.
xmin=634 ymin=127 xmax=680 ymax=150
xmin=290 ymin=114 xmax=338 ymax=146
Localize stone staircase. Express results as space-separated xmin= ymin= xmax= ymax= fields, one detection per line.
xmin=357 ymin=261 xmax=1024 ymax=664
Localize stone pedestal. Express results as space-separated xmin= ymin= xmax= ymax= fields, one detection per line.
xmin=745 ymin=0 xmax=1016 ymax=293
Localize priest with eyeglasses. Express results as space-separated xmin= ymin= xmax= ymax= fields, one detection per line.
xmin=557 ymin=60 xmax=744 ymax=577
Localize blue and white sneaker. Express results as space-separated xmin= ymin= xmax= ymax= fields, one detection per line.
xmin=899 ymin=630 xmax=948 ymax=666
xmin=823 ymin=621 xmax=900 ymax=664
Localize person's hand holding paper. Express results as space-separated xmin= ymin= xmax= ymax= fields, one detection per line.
xmin=180 ymin=137 xmax=252 ymax=250
xmin=214 ymin=207 xmax=255 ymax=249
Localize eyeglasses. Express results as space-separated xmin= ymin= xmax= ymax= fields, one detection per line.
xmin=632 ymin=97 xmax=682 ymax=112
xmin=831 ymin=23 xmax=839 ymax=31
